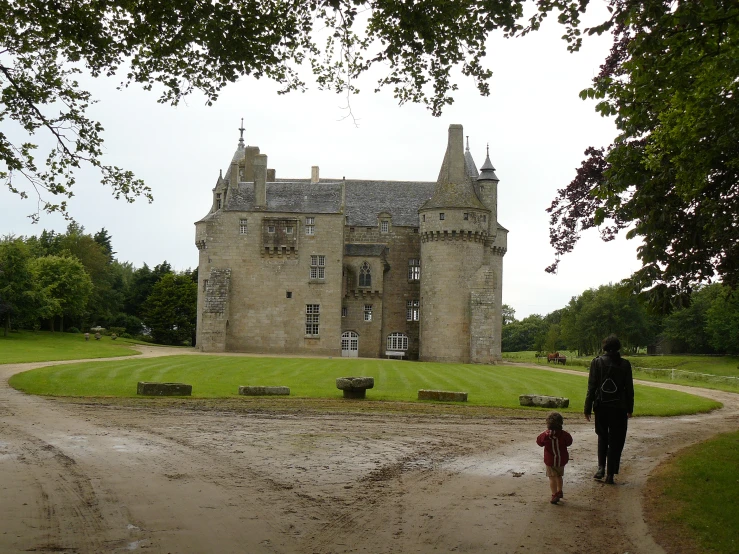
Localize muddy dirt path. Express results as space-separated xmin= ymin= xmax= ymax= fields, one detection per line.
xmin=1 ymin=349 xmax=737 ymax=553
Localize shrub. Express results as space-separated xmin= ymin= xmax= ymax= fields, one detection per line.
xmin=67 ymin=327 xmax=80 ymax=334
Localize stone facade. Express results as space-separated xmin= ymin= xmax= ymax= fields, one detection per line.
xmin=195 ymin=124 xmax=507 ymax=362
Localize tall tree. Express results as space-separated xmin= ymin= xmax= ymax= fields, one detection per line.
xmin=142 ymin=272 xmax=197 ymax=345
xmin=0 ymin=237 xmax=35 ymax=336
xmin=547 ymin=1 xmax=739 ymax=302
xmin=30 ymin=255 xmax=92 ymax=332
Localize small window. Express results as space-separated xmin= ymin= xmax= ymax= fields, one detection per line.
xmin=305 ymin=217 xmax=315 ymax=236
xmin=239 ymin=219 xmax=248 ymax=234
xmin=305 ymin=304 xmax=320 ymax=336
xmin=483 ymin=215 xmax=487 ymax=222
xmin=406 ymin=300 xmax=420 ymax=321
xmin=422 ymin=214 xmax=426 ymax=222
xmin=413 ymin=228 xmax=418 ymax=233
xmin=342 ymin=306 xmax=348 ymax=317
xmin=380 ymin=220 xmax=389 ymax=233
xmin=286 ymin=291 xmax=292 ymax=299
xmin=268 ymin=225 xmax=275 ymax=233
xmin=463 ymin=213 xmax=469 ymax=220
xmin=439 ymin=213 xmax=445 ymax=220
xmin=350 ymin=227 xmax=355 ymax=232
xmin=202 ymin=279 xmax=209 ymax=292
xmin=216 ymin=193 xmax=222 ymax=210
xmin=408 ymin=259 xmax=420 ymax=281
xmin=359 ymin=261 xmax=371 ymax=288
xmin=480 ymin=185 xmax=485 ymax=193
xmin=387 ymin=333 xmax=408 ymax=351
xmin=310 ymin=254 xmax=326 ymax=279
xmin=364 ymin=304 xmax=372 ymax=322
xmin=286 ymin=227 xmax=293 ymax=234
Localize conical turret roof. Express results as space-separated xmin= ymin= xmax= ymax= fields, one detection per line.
xmin=464 ymin=137 xmax=479 ymax=180
xmin=223 ymin=119 xmax=247 ymax=176
xmin=477 ymin=145 xmax=499 ymax=182
xmin=421 ymin=125 xmax=487 ymax=211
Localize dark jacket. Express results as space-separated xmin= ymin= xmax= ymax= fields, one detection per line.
xmin=584 ymin=352 xmax=634 ymax=416
xmin=536 ymin=429 xmax=573 ymax=467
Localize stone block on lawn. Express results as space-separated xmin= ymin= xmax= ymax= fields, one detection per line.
xmin=417 ymin=390 xmax=468 ymax=402
xmin=336 ymin=377 xmax=374 ymax=399
xmin=518 ymin=394 xmax=569 ymax=408
xmin=239 ymin=386 xmax=290 ymax=396
xmin=137 ymin=382 xmax=192 ymax=396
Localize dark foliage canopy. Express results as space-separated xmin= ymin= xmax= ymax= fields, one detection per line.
xmin=547 ymin=0 xmax=739 ymax=304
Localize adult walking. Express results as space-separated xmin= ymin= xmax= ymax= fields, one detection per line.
xmin=584 ymin=335 xmax=634 ymax=484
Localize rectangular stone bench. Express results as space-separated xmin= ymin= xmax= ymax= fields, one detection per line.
xmin=137 ymin=382 xmax=192 ymax=396
xmin=239 ymin=386 xmax=290 ymax=396
xmin=519 ymin=394 xmax=569 ymax=408
xmin=385 ymin=351 xmax=405 ymax=359
xmin=418 ymin=389 xmax=468 ymax=402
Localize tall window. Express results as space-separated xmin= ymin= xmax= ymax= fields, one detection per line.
xmin=359 ymin=261 xmax=371 ymax=288
xmin=305 ymin=217 xmax=315 ymax=235
xmin=310 ymin=255 xmax=326 ymax=279
xmin=387 ymin=333 xmax=408 ymax=351
xmin=342 ymin=306 xmax=348 ymax=317
xmin=216 ymin=193 xmax=222 ymax=210
xmin=305 ymin=304 xmax=320 ymax=336
xmin=380 ymin=220 xmax=389 ymax=233
xmin=364 ymin=304 xmax=372 ymax=322
xmin=239 ymin=219 xmax=248 ymax=234
xmin=408 ymin=259 xmax=420 ymax=281
xmin=406 ymin=300 xmax=419 ymax=321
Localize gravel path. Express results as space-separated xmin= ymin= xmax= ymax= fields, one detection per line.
xmin=1 ymin=348 xmax=737 ymax=553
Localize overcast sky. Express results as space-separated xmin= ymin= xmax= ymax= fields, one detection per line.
xmin=1 ymin=6 xmax=643 ymax=319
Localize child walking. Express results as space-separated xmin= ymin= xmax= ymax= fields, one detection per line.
xmin=536 ymin=412 xmax=573 ymax=504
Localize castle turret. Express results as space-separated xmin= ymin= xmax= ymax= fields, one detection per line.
xmin=477 ymin=145 xmax=500 ymax=239
xmin=419 ymin=124 xmax=491 ymax=363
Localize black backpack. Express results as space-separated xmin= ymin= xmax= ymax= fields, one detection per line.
xmin=596 ymin=356 xmax=622 ymax=407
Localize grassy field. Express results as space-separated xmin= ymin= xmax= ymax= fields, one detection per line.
xmin=9 ymin=355 xmax=721 ymax=416
xmin=502 ymin=351 xmax=739 ymax=392
xmin=0 ymin=330 xmax=142 ymax=364
xmin=645 ymin=430 xmax=739 ymax=554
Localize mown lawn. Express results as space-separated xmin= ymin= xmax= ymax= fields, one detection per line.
xmin=9 ymin=355 xmax=721 ymax=416
xmin=645 ymin=430 xmax=739 ymax=554
xmin=502 ymin=351 xmax=739 ymax=392
xmin=0 ymin=330 xmax=142 ymax=364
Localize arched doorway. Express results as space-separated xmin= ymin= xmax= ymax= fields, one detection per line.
xmin=341 ymin=331 xmax=359 ymax=357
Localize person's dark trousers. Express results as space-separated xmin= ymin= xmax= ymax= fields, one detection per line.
xmin=594 ymin=408 xmax=629 ymax=474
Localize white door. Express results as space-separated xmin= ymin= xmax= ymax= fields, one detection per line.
xmin=341 ymin=331 xmax=359 ymax=357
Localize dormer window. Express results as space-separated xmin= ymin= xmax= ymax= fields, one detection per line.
xmin=380 ymin=221 xmax=389 ymax=233
xmin=216 ymin=193 xmax=222 ymax=210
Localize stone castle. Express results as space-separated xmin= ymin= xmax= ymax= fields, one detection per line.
xmin=194 ymin=124 xmax=507 ymax=363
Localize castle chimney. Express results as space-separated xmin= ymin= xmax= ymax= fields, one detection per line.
xmin=254 ymin=154 xmax=267 ymax=207
xmin=311 ymin=166 xmax=319 ymax=184
xmin=436 ymin=124 xmax=466 ymax=185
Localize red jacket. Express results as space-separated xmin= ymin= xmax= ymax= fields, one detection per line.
xmin=536 ymin=429 xmax=573 ymax=467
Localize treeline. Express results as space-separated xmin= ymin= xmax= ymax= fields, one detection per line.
xmin=503 ymin=283 xmax=739 ymax=356
xmin=0 ymin=224 xmax=197 ymax=345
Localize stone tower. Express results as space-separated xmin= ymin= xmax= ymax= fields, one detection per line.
xmin=419 ymin=124 xmax=497 ymax=363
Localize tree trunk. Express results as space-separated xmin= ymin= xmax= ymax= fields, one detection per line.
xmin=60 ymin=315 xmax=64 ymax=333
xmin=4 ymin=313 xmax=9 ymax=337
xmin=50 ymin=317 xmax=55 ymax=333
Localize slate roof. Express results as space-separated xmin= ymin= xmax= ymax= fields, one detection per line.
xmin=344 ymin=180 xmax=434 ymax=226
xmin=222 ymin=178 xmax=436 ymax=227
xmin=344 ymin=244 xmax=387 ymax=257
xmin=226 ymin=181 xmax=343 ymax=214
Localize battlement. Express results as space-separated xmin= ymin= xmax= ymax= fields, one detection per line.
xmin=420 ymin=230 xmax=488 ymax=243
